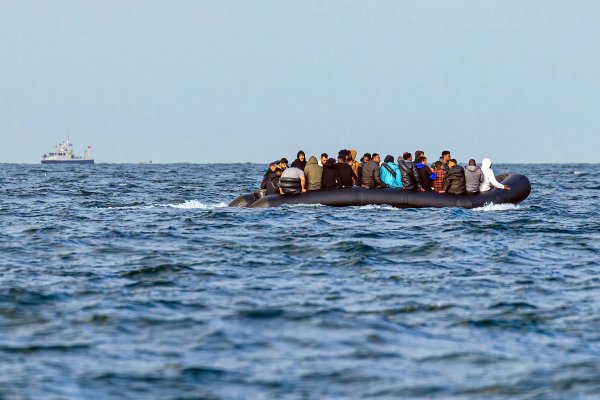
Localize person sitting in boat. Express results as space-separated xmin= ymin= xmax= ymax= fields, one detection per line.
xmin=464 ymin=159 xmax=485 ymax=194
xmin=399 ymin=152 xmax=424 ymax=191
xmin=379 ymin=155 xmax=403 ymax=188
xmin=337 ymin=154 xmax=359 ymax=188
xmin=291 ymin=151 xmax=307 ymax=171
xmin=266 ymin=168 xmax=283 ymax=195
xmin=322 ymin=158 xmax=339 ymax=189
xmin=442 ymin=159 xmax=466 ymax=194
xmin=349 ymin=149 xmax=362 ymax=185
xmin=434 ymin=150 xmax=451 ymax=172
xmin=319 ymin=153 xmax=328 ymax=167
xmin=260 ymin=161 xmax=278 ymax=191
xmin=278 ymin=158 xmax=289 ymax=171
xmin=279 ymin=166 xmax=306 ymax=194
xmin=415 ymin=156 xmax=434 ymax=191
xmin=361 ymin=153 xmax=387 ymax=188
xmin=432 ymin=161 xmax=447 ymax=193
xmin=480 ymin=158 xmax=511 ymax=192
xmin=304 ymin=156 xmax=323 ymax=191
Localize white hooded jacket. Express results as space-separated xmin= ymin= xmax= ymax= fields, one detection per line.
xmin=480 ymin=158 xmax=505 ymax=192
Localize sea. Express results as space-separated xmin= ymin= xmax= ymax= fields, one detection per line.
xmin=0 ymin=163 xmax=598 ymax=400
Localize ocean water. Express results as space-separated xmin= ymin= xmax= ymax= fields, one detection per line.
xmin=0 ymin=163 xmax=599 ymax=400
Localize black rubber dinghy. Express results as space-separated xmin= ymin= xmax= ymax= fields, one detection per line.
xmin=229 ymin=173 xmax=531 ymax=209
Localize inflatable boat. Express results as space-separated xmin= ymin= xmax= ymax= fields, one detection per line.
xmin=229 ymin=173 xmax=531 ymax=209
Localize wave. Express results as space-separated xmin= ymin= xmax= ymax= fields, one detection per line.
xmin=165 ymin=200 xmax=228 ymax=209
xmin=473 ymin=203 xmax=521 ymax=212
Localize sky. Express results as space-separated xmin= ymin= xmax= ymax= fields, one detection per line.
xmin=1 ymin=0 xmax=599 ymax=163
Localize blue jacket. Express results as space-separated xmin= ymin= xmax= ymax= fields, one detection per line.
xmin=379 ymin=162 xmax=403 ymax=188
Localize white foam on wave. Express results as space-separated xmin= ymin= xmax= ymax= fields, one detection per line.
xmin=164 ymin=200 xmax=228 ymax=209
xmin=282 ymin=203 xmax=325 ymax=208
xmin=573 ymin=171 xmax=584 ymax=175
xmin=473 ymin=203 xmax=520 ymax=212
xmin=359 ymin=204 xmax=398 ymax=210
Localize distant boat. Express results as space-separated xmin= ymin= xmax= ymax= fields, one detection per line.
xmin=41 ymin=139 xmax=94 ymax=164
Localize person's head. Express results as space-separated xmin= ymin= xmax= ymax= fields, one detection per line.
xmin=414 ymin=150 xmax=424 ymax=161
xmin=372 ymin=153 xmax=381 ymax=163
xmin=384 ymin=155 xmax=394 ymax=163
xmin=402 ymin=152 xmax=412 ymax=161
xmin=279 ymin=158 xmax=288 ymax=169
xmin=296 ymin=150 xmax=305 ymax=162
xmin=349 ymin=149 xmax=357 ymax=161
xmin=320 ymin=153 xmax=328 ymax=164
xmin=416 ymin=156 xmax=427 ymax=164
xmin=325 ymin=158 xmax=335 ymax=166
xmin=434 ymin=161 xmax=443 ymax=170
xmin=441 ymin=150 xmax=451 ymax=162
xmin=468 ymin=159 xmax=476 ymax=166
xmin=346 ymin=154 xmax=354 ymax=165
xmin=481 ymin=158 xmax=492 ymax=169
xmin=362 ymin=153 xmax=371 ymax=163
xmin=268 ymin=161 xmax=277 ymax=171
xmin=448 ymin=158 xmax=457 ymax=167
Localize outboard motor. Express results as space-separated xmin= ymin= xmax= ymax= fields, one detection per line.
xmin=278 ymin=177 xmax=302 ymax=195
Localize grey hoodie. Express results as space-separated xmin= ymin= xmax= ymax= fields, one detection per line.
xmin=464 ymin=165 xmax=484 ymax=193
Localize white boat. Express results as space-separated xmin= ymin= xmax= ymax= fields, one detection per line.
xmin=41 ymin=139 xmax=94 ymax=164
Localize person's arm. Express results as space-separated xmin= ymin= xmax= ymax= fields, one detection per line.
xmin=351 ymin=168 xmax=359 ymax=185
xmin=374 ymin=166 xmax=386 ymax=187
xmin=300 ymin=174 xmax=306 ymax=192
xmin=413 ymin=166 xmax=424 ymax=191
xmin=486 ymin=170 xmax=506 ymax=190
xmin=442 ymin=174 xmax=451 ymax=192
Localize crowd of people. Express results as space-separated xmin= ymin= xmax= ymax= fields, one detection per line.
xmin=260 ymin=149 xmax=510 ymax=196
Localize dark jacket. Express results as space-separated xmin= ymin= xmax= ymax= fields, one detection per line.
xmin=291 ymin=159 xmax=306 ymax=171
xmin=464 ymin=165 xmax=484 ymax=193
xmin=398 ymin=159 xmax=423 ymax=190
xmin=361 ymin=160 xmax=385 ymax=188
xmin=265 ymin=173 xmax=280 ymax=195
xmin=443 ymin=165 xmax=466 ymax=194
xmin=415 ymin=162 xmax=434 ymax=191
xmin=322 ymin=159 xmax=338 ymax=189
xmin=261 ymin=170 xmax=276 ymax=190
xmin=337 ymin=163 xmax=358 ymax=188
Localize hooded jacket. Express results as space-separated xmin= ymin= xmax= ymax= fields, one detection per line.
xmin=379 ymin=162 xmax=403 ymax=188
xmin=442 ymin=165 xmax=466 ymax=194
xmin=464 ymin=165 xmax=484 ymax=193
xmin=322 ymin=159 xmax=338 ymax=189
xmin=480 ymin=158 xmax=505 ymax=191
xmin=291 ymin=159 xmax=307 ymax=171
xmin=303 ymin=156 xmax=323 ymax=191
xmin=415 ymin=162 xmax=434 ymax=191
xmin=398 ymin=159 xmax=423 ymax=190
xmin=361 ymin=160 xmax=385 ymax=188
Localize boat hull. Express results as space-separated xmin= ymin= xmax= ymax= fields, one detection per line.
xmin=229 ymin=173 xmax=531 ymax=209
xmin=41 ymin=159 xmax=95 ymax=164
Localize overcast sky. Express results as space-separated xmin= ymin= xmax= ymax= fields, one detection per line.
xmin=1 ymin=1 xmax=598 ymax=163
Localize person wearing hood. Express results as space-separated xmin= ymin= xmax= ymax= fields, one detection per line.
xmin=480 ymin=158 xmax=510 ymax=192
xmin=415 ymin=156 xmax=434 ymax=191
xmin=464 ymin=159 xmax=485 ymax=194
xmin=303 ymin=155 xmax=323 ymax=191
xmin=290 ymin=150 xmax=307 ymax=170
xmin=349 ymin=149 xmax=362 ymax=185
xmin=379 ymin=155 xmax=403 ymax=188
xmin=442 ymin=159 xmax=466 ymax=194
xmin=322 ymin=158 xmax=339 ymax=189
xmin=398 ymin=152 xmax=424 ymax=191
